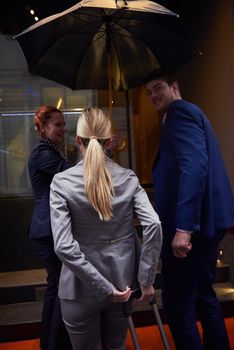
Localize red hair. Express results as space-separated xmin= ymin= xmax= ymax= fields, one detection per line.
xmin=34 ymin=105 xmax=62 ymax=136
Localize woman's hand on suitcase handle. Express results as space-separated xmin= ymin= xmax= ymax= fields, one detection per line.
xmin=138 ymin=284 xmax=155 ymax=302
xmin=109 ymin=286 xmax=131 ymax=303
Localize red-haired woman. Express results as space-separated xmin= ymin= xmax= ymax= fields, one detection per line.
xmin=28 ymin=106 xmax=72 ymax=350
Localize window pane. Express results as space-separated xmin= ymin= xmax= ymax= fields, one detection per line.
xmin=0 ymin=110 xmax=93 ymax=197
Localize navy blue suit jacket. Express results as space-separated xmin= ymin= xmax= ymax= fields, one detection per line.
xmin=28 ymin=138 xmax=70 ymax=239
xmin=152 ymin=99 xmax=234 ymax=238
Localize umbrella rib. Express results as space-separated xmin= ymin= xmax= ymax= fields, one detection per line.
xmin=68 ymin=15 xmax=105 ymax=32
xmin=59 ymin=9 xmax=175 ymax=45
xmin=68 ymin=8 xmax=162 ymax=34
xmin=69 ymin=8 xmax=117 ymax=31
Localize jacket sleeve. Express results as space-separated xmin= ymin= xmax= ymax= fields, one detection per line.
xmin=133 ymin=179 xmax=162 ymax=287
xmin=167 ymin=103 xmax=208 ymax=231
xmin=50 ymin=174 xmax=114 ymax=301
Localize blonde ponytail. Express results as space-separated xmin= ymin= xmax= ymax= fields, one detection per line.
xmin=77 ymin=108 xmax=114 ymax=221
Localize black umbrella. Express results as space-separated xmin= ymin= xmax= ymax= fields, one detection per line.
xmin=14 ymin=0 xmax=200 ymax=101
xmin=14 ymin=0 xmax=200 ymax=166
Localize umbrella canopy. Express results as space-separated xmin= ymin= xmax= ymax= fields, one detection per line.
xmin=14 ymin=0 xmax=200 ymax=92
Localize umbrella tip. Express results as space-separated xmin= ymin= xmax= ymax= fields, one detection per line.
xmin=115 ymin=0 xmax=128 ymax=8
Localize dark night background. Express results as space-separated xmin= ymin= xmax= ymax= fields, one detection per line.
xmin=0 ymin=0 xmax=206 ymax=37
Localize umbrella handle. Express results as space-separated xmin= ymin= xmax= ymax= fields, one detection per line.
xmin=107 ymin=52 xmax=113 ymax=120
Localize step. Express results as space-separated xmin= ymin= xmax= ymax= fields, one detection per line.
xmin=0 ymin=260 xmax=229 ymax=305
xmin=0 ymin=269 xmax=47 ymax=289
xmin=1 ymin=282 xmax=234 ymax=342
xmin=0 ymin=301 xmax=42 ymax=342
xmin=0 ymin=269 xmax=47 ymax=305
xmin=0 ymin=260 xmax=232 ymax=341
xmin=132 ymin=282 xmax=234 ymax=327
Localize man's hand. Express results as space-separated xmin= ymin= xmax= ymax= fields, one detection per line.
xmin=172 ymin=231 xmax=192 ymax=258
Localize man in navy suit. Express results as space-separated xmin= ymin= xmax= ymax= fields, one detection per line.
xmin=145 ymin=68 xmax=234 ymax=350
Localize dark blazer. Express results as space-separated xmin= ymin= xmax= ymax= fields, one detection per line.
xmin=152 ymin=99 xmax=234 ymax=238
xmin=28 ymin=138 xmax=70 ymax=239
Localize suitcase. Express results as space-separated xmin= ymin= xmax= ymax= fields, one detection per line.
xmin=122 ymin=289 xmax=170 ymax=350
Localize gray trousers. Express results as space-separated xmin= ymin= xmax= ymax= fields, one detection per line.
xmin=61 ymin=296 xmax=128 ymax=350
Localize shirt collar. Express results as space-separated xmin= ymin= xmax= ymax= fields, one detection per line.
xmin=162 ymin=113 xmax=167 ymax=124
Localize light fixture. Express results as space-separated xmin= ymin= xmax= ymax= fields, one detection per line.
xmin=217 ymin=249 xmax=224 ymax=265
xmin=56 ymin=98 xmax=63 ymax=109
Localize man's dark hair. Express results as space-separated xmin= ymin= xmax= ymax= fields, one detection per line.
xmin=144 ymin=67 xmax=177 ymax=86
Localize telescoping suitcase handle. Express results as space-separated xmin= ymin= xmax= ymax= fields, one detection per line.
xmin=122 ymin=288 xmax=170 ymax=350
xmin=149 ymin=294 xmax=170 ymax=350
xmin=122 ymin=295 xmax=141 ymax=350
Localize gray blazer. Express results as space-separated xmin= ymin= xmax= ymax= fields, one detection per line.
xmin=50 ymin=159 xmax=162 ymax=301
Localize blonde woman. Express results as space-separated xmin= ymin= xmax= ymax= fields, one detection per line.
xmin=50 ymin=107 xmax=162 ymax=350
